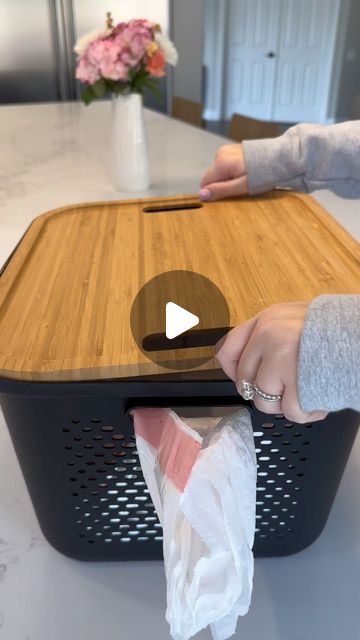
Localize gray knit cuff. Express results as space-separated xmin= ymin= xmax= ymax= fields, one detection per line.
xmin=242 ymin=127 xmax=303 ymax=195
xmin=298 ymin=295 xmax=360 ymax=413
xmin=242 ymin=121 xmax=360 ymax=198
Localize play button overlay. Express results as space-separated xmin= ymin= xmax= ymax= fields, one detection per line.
xmin=130 ymin=270 xmax=230 ymax=370
xmin=166 ymin=302 xmax=199 ymax=339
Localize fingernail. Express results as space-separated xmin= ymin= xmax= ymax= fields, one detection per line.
xmin=214 ymin=335 xmax=227 ymax=354
xmin=199 ymin=189 xmax=212 ymax=202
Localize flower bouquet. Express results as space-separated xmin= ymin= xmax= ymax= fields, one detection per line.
xmin=75 ymin=12 xmax=178 ymax=104
xmin=74 ymin=13 xmax=178 ymax=191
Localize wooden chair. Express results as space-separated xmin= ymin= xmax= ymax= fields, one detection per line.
xmin=228 ymin=113 xmax=281 ymax=142
xmin=171 ymin=96 xmax=203 ymax=127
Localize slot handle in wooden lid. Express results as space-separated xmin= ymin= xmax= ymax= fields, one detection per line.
xmin=142 ymin=327 xmax=232 ymax=352
xmin=143 ymin=202 xmax=202 ymax=213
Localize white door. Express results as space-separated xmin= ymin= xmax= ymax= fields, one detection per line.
xmin=224 ymin=0 xmax=340 ymax=123
xmin=224 ymin=0 xmax=280 ymax=120
xmin=273 ymin=0 xmax=340 ymax=122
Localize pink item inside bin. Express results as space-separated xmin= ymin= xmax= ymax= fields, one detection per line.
xmin=132 ymin=408 xmax=201 ymax=492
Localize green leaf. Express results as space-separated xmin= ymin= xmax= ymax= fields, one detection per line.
xmin=92 ymin=78 xmax=107 ymax=99
xmin=130 ymin=65 xmax=150 ymax=93
xmin=107 ymin=80 xmax=117 ymax=91
xmin=81 ymin=85 xmax=94 ymax=106
xmin=144 ymin=78 xmax=162 ymax=101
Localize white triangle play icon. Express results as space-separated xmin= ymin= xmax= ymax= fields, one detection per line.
xmin=165 ymin=302 xmax=199 ymax=340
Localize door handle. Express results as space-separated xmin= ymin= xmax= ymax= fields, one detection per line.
xmin=266 ymin=51 xmax=276 ymax=58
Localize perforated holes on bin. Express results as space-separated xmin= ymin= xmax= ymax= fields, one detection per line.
xmin=62 ymin=418 xmax=163 ymax=545
xmin=254 ymin=414 xmax=310 ymax=541
xmin=63 ymin=414 xmax=311 ymax=547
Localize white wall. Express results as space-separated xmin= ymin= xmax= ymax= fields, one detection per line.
xmin=74 ymin=1 xmax=169 ymax=37
xmin=171 ymin=0 xmax=204 ymax=103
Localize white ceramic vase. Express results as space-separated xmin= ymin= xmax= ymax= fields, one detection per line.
xmin=111 ymin=93 xmax=149 ymax=192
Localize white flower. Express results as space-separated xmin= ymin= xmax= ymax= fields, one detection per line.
xmin=74 ymin=27 xmax=112 ymax=56
xmin=155 ymin=32 xmax=178 ymax=66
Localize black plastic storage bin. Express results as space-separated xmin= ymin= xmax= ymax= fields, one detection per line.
xmin=0 ymin=376 xmax=358 ymax=560
xmin=1 ymin=195 xmax=360 ymax=561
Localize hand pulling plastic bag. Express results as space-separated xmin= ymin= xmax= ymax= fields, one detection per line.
xmin=132 ymin=407 xmax=257 ymax=640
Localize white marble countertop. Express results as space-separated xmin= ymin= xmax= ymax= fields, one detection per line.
xmin=0 ymin=102 xmax=359 ymax=639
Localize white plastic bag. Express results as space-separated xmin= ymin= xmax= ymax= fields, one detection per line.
xmin=132 ymin=407 xmax=257 ymax=640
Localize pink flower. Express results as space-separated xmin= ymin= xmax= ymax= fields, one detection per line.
xmin=87 ymin=39 xmax=116 ymax=67
xmin=130 ymin=33 xmax=150 ymax=60
xmin=75 ymin=56 xmax=100 ymax=84
xmin=100 ymin=60 xmax=127 ymax=81
xmin=126 ymin=19 xmax=154 ymax=35
xmin=84 ymin=38 xmax=123 ymax=82
xmin=146 ymin=50 xmax=166 ymax=77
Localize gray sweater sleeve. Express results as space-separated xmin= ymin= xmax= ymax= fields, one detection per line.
xmin=242 ymin=121 xmax=360 ymax=198
xmin=298 ymin=295 xmax=360 ymax=412
xmin=243 ymin=122 xmax=360 ymax=412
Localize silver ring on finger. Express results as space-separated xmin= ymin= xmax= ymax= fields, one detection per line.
xmin=239 ymin=379 xmax=255 ymax=400
xmin=253 ymin=381 xmax=283 ymax=402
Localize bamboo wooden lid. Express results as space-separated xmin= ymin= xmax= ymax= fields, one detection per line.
xmin=0 ymin=192 xmax=359 ymax=382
